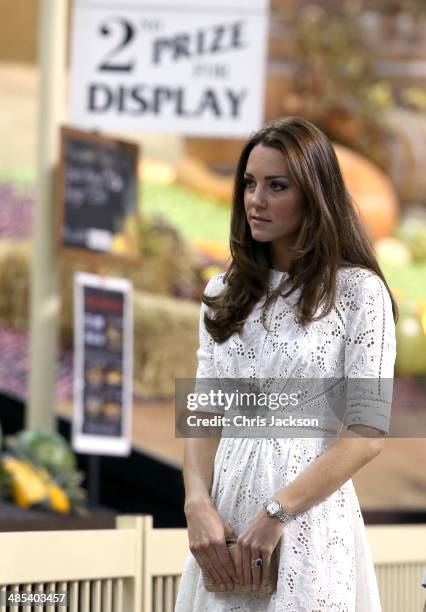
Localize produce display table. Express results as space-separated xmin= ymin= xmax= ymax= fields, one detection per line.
xmin=0 ymin=502 xmax=116 ymax=532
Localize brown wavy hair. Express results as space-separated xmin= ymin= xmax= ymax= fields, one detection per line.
xmin=203 ymin=117 xmax=398 ymax=343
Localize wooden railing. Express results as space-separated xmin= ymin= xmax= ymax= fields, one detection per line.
xmin=0 ymin=516 xmax=424 ymax=612
xmin=367 ymin=525 xmax=426 ymax=612
xmin=0 ymin=515 xmax=144 ymax=612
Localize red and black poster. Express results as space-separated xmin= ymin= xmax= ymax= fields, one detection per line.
xmin=72 ymin=272 xmax=133 ymax=456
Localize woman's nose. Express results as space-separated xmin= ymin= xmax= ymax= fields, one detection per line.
xmin=250 ymin=185 xmax=267 ymax=208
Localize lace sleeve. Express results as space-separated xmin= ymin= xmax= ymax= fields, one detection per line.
xmin=192 ymin=275 xmax=225 ymax=415
xmin=343 ymin=272 xmax=397 ymax=433
xmin=195 ymin=299 xmax=216 ymax=379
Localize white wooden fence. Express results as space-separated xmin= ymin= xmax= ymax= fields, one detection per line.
xmin=366 ymin=525 xmax=426 ymax=612
xmin=0 ymin=516 xmax=424 ymax=612
xmin=0 ymin=515 xmax=144 ymax=612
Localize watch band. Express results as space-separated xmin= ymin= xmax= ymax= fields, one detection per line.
xmin=276 ymin=507 xmax=293 ymax=525
xmin=263 ymin=499 xmax=294 ymax=525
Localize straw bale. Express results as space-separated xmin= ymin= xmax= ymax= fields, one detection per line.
xmin=0 ymin=240 xmax=30 ymax=331
xmin=133 ymin=292 xmax=199 ymax=398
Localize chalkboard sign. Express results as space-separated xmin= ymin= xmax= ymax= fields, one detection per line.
xmin=72 ymin=272 xmax=133 ymax=457
xmin=57 ymin=127 xmax=140 ymax=264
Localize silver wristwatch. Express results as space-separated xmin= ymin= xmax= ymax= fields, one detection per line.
xmin=263 ymin=499 xmax=294 ymax=525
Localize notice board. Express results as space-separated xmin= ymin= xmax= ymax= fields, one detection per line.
xmin=72 ymin=272 xmax=133 ymax=456
xmin=57 ymin=127 xmax=140 ymax=265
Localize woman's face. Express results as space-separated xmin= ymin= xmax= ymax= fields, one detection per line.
xmin=243 ymin=144 xmax=305 ymax=266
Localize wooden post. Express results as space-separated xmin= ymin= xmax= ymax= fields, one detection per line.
xmin=27 ymin=0 xmax=67 ymax=429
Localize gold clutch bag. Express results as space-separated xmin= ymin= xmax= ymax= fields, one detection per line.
xmin=203 ymin=537 xmax=279 ymax=594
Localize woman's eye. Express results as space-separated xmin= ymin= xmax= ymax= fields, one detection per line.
xmin=244 ymin=177 xmax=255 ymax=188
xmin=270 ymin=182 xmax=287 ymax=192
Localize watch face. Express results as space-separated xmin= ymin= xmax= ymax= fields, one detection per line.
xmin=267 ymin=500 xmax=281 ymax=515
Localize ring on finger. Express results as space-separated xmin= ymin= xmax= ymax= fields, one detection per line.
xmin=251 ymin=557 xmax=263 ymax=569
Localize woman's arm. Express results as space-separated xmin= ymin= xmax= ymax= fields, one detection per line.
xmin=273 ymin=425 xmax=384 ymax=516
xmin=234 ymin=426 xmax=384 ymax=591
xmin=183 ymin=436 xmax=220 ymax=511
xmin=183 ymin=435 xmax=238 ymax=590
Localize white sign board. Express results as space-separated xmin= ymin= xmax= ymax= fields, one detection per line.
xmin=69 ymin=0 xmax=270 ymax=136
xmin=72 ymin=272 xmax=133 ymax=456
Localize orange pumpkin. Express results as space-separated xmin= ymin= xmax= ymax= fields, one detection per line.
xmin=334 ymin=144 xmax=399 ymax=241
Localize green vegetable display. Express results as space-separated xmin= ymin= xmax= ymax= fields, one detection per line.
xmin=3 ymin=430 xmax=86 ymax=514
xmin=11 ymin=430 xmax=76 ymax=476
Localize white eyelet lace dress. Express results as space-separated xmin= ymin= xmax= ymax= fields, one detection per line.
xmin=175 ymin=267 xmax=396 ymax=612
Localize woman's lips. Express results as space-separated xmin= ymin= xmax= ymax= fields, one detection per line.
xmin=251 ymin=216 xmax=271 ymax=223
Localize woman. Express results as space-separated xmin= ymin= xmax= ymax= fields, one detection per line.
xmin=175 ymin=117 xmax=397 ymax=611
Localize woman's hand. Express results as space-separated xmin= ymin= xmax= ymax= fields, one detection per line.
xmin=235 ymin=509 xmax=284 ymax=591
xmin=185 ymin=498 xmax=238 ymax=591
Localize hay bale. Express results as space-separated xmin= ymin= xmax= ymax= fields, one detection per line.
xmin=0 ymin=240 xmax=30 ymax=331
xmin=0 ymin=241 xmax=77 ymax=341
xmin=133 ymin=292 xmax=199 ymax=398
